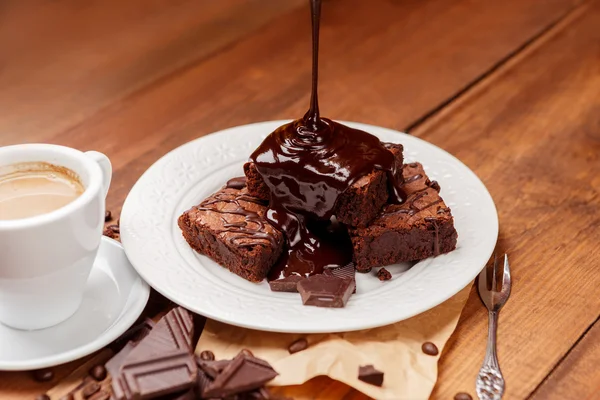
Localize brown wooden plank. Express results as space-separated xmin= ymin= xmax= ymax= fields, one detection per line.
xmin=2 ymin=0 xmax=577 ymax=220
xmin=530 ymin=318 xmax=600 ymax=399
xmin=0 ymin=0 xmax=305 ymax=143
xmin=409 ymin=2 xmax=600 ymax=399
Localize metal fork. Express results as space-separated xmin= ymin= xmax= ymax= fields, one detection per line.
xmin=476 ymin=254 xmax=512 ymax=400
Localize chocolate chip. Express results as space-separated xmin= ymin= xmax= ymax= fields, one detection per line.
xmin=104 ymin=210 xmax=112 ymax=222
xmin=35 ymin=395 xmax=50 ymax=400
xmin=422 ymin=342 xmax=439 ymax=356
xmin=107 ymin=224 xmax=120 ymax=233
xmin=241 ymin=348 xmax=254 ymax=357
xmin=377 ymin=268 xmax=392 ymax=281
xmin=288 ymin=338 xmax=308 ymax=354
xmin=32 ymin=368 xmax=54 ymax=382
xmin=89 ymin=364 xmax=107 ymax=381
xmin=59 ymin=394 xmax=75 ymax=400
xmin=81 ymin=382 xmax=101 ymax=398
xmin=89 ymin=391 xmax=111 ymax=400
xmin=199 ymin=350 xmax=216 ymax=361
xmin=454 ymin=393 xmax=473 ymax=400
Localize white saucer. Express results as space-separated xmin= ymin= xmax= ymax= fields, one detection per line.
xmin=0 ymin=237 xmax=150 ymax=371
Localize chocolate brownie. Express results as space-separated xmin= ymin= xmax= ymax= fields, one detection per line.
xmin=178 ymin=184 xmax=284 ymax=282
xmin=244 ymin=142 xmax=404 ymax=228
xmin=350 ymin=162 xmax=457 ymax=271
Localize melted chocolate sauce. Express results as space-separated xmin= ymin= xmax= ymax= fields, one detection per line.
xmin=250 ymin=0 xmax=405 ymax=280
xmin=425 ymin=217 xmax=440 ymax=255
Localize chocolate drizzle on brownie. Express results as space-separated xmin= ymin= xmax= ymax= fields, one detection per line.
xmin=196 ymin=190 xmax=276 ymax=248
xmin=250 ymin=0 xmax=406 ymax=281
xmin=425 ymin=217 xmax=440 ymax=255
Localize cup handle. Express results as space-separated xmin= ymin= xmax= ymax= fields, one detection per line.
xmin=85 ymin=151 xmax=112 ymax=198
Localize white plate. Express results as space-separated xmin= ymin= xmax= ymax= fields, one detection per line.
xmin=0 ymin=237 xmax=150 ymax=370
xmin=121 ymin=121 xmax=498 ymax=333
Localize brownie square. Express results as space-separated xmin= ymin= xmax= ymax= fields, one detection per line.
xmin=243 ymin=142 xmax=404 ymax=228
xmin=350 ymin=162 xmax=457 ymax=271
xmin=178 ymin=186 xmax=284 ymax=282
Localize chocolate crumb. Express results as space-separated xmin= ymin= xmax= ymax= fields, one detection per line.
xmin=35 ymin=395 xmax=50 ymax=400
xmin=241 ymin=348 xmax=254 ymax=357
xmin=106 ymin=224 xmax=120 ymax=234
xmin=104 ymin=210 xmax=112 ymax=222
xmin=454 ymin=393 xmax=473 ymax=400
xmin=102 ymin=227 xmax=117 ymax=239
xmin=32 ymin=369 xmax=54 ymax=382
xmin=199 ymin=350 xmax=216 ymax=361
xmin=89 ymin=364 xmax=107 ymax=381
xmin=358 ymin=365 xmax=384 ymax=386
xmin=377 ymin=268 xmax=392 ymax=281
xmin=89 ymin=391 xmax=111 ymax=400
xmin=81 ymin=382 xmax=101 ymax=398
xmin=288 ymin=338 xmax=308 ymax=354
xmin=422 ymin=342 xmax=439 ymax=356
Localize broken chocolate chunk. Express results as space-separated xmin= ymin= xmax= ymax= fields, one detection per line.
xmin=296 ymin=274 xmax=355 ymax=308
xmin=324 ymin=264 xmax=356 ymax=293
xmin=203 ymin=353 xmax=278 ymax=398
xmin=111 ymin=307 xmax=197 ymax=400
xmin=358 ymin=365 xmax=384 ymax=387
xmin=268 ymin=274 xmax=305 ymax=292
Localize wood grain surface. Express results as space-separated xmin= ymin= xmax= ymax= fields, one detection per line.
xmin=1 ymin=0 xmax=598 ymax=399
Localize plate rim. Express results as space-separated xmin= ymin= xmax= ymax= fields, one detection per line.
xmin=0 ymin=237 xmax=150 ymax=371
xmin=121 ymin=120 xmax=498 ymax=333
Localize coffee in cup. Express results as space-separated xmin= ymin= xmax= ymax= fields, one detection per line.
xmin=0 ymin=162 xmax=85 ymax=221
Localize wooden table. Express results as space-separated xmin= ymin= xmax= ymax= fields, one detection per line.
xmin=1 ymin=0 xmax=599 ymax=398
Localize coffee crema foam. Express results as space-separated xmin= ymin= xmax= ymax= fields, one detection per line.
xmin=0 ymin=162 xmax=84 ymax=221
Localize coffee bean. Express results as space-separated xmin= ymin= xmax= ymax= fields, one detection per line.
xmin=107 ymin=224 xmax=120 ymax=233
xmin=241 ymin=348 xmax=254 ymax=357
xmin=59 ymin=394 xmax=75 ymax=400
xmin=199 ymin=350 xmax=215 ymax=361
xmin=454 ymin=393 xmax=473 ymax=400
xmin=81 ymin=382 xmax=101 ymax=398
xmin=35 ymin=395 xmax=50 ymax=400
xmin=104 ymin=210 xmax=112 ymax=222
xmin=288 ymin=338 xmax=308 ymax=354
xmin=89 ymin=391 xmax=111 ymax=400
xmin=421 ymin=342 xmax=439 ymax=356
xmin=89 ymin=364 xmax=107 ymax=381
xmin=32 ymin=368 xmax=54 ymax=382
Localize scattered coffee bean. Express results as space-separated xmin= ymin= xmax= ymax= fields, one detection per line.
xmin=199 ymin=350 xmax=216 ymax=361
xmin=81 ymin=382 xmax=101 ymax=398
xmin=32 ymin=368 xmax=54 ymax=382
xmin=288 ymin=338 xmax=308 ymax=354
xmin=422 ymin=341 xmax=439 ymax=356
xmin=89 ymin=391 xmax=111 ymax=400
xmin=35 ymin=395 xmax=50 ymax=400
xmin=377 ymin=268 xmax=392 ymax=281
xmin=107 ymin=224 xmax=120 ymax=234
xmin=104 ymin=210 xmax=112 ymax=222
xmin=241 ymin=348 xmax=254 ymax=357
xmin=454 ymin=393 xmax=473 ymax=400
xmin=89 ymin=364 xmax=107 ymax=381
xmin=59 ymin=394 xmax=75 ymax=400
xmin=103 ymin=227 xmax=117 ymax=239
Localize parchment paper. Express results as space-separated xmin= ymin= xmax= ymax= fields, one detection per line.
xmin=196 ymin=285 xmax=472 ymax=399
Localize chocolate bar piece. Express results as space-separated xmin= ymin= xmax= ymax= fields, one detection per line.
xmin=296 ymin=274 xmax=355 ymax=308
xmin=203 ymin=353 xmax=278 ymax=398
xmin=111 ymin=307 xmax=197 ymax=400
xmin=358 ymin=365 xmax=384 ymax=386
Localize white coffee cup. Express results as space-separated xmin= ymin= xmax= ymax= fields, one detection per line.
xmin=0 ymin=144 xmax=111 ymax=330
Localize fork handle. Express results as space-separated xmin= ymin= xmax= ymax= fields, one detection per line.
xmin=476 ymin=311 xmax=505 ymax=400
